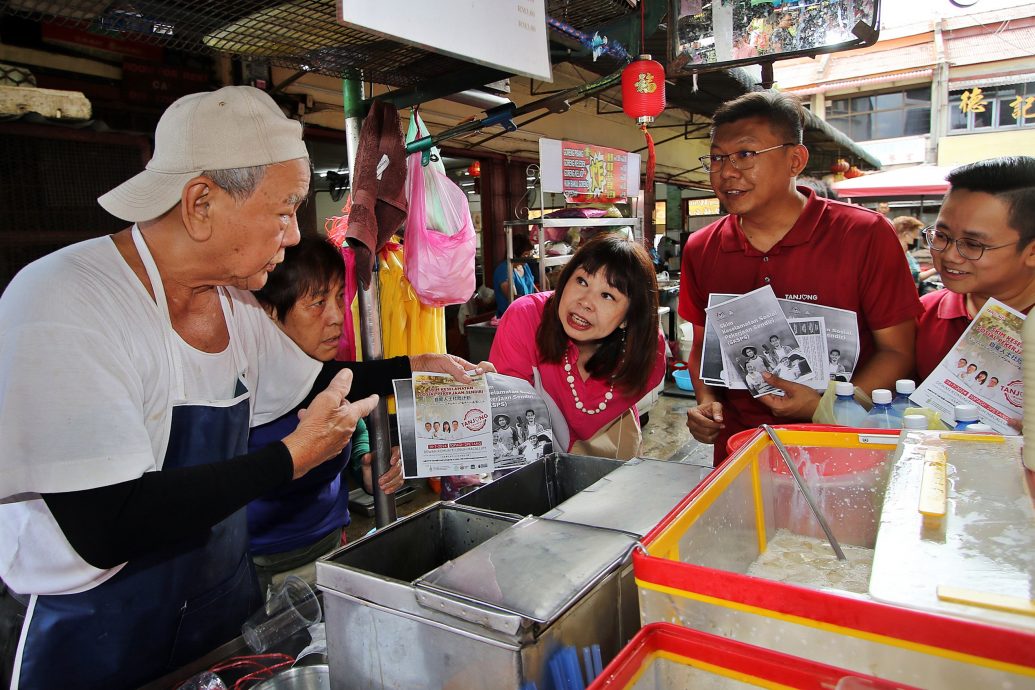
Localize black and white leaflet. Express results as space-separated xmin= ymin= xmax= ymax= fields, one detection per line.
xmin=702 ymin=292 xmax=859 ymax=389
xmin=704 ymin=285 xmax=811 ymax=398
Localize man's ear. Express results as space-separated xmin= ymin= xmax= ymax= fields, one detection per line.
xmin=789 ymin=143 xmax=810 ymax=177
xmin=1021 ymin=239 xmax=1035 ymax=267
xmin=181 ymin=175 xmax=215 ymax=242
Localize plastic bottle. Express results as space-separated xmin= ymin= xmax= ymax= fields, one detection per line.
xmin=890 ymin=379 xmax=915 ymax=422
xmin=864 ymin=389 xmax=899 ymax=429
xmin=952 ymin=404 xmax=980 ymax=430
xmin=902 ymin=414 xmax=928 ymax=430
xmin=962 ymin=422 xmax=995 ymax=434
xmin=833 ymin=382 xmax=869 ymax=427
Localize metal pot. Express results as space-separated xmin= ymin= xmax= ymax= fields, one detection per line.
xmin=250 ymin=665 xmax=329 ymax=690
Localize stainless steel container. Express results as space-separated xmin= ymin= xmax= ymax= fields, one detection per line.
xmin=456 ymin=454 xmax=713 ymax=650
xmin=539 ymin=457 xmax=713 ymax=538
xmin=317 ymin=504 xmax=637 ymax=690
xmin=251 ymin=665 xmax=330 ymax=690
xmin=455 ymin=453 xmax=623 ymax=517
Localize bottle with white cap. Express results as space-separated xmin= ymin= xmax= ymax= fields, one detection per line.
xmin=864 ymin=389 xmax=899 ymax=429
xmin=902 ymin=414 xmax=928 ymax=430
xmin=833 ymin=381 xmax=869 ymax=427
xmin=890 ymin=379 xmax=915 ymax=422
xmin=961 ymin=422 xmax=995 ymax=434
xmin=952 ymin=404 xmax=980 ymax=431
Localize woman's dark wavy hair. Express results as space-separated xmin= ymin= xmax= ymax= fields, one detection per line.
xmin=946 ymin=156 xmax=1035 ymax=248
xmin=536 ymin=234 xmax=659 ymax=394
xmin=254 ymin=234 xmax=345 ymax=322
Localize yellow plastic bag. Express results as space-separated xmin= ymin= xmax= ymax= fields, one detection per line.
xmin=812 ymin=381 xmax=873 ymax=425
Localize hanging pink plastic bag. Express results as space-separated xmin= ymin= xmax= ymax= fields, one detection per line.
xmin=403 ymin=151 xmax=476 ymax=307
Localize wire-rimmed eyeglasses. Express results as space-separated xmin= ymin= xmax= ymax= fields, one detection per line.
xmin=922 ymin=225 xmax=1015 ymax=261
xmin=698 ymin=143 xmax=797 ymax=174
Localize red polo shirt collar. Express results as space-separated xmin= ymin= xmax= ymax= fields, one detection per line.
xmin=936 ymin=290 xmax=969 ymax=321
xmin=718 ymin=187 xmax=823 ymax=256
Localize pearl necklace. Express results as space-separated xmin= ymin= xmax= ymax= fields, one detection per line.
xmin=564 ymin=352 xmax=614 ymax=415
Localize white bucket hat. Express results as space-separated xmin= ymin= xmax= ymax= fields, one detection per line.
xmin=98 ymin=85 xmax=309 ymax=222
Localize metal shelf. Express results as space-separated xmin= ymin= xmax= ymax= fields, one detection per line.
xmin=542 ymin=255 xmax=573 ymax=268
xmin=504 ymin=217 xmax=640 ymax=228
xmin=504 ymin=164 xmax=644 ymax=299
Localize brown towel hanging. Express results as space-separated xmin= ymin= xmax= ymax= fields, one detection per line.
xmin=346 ymin=99 xmax=408 ymax=289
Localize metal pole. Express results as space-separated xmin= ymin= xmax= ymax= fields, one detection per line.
xmin=762 ymin=425 xmax=846 ymax=561
xmin=343 ymin=76 xmax=397 ymax=527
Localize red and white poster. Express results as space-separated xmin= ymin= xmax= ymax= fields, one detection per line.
xmin=538 ymin=138 xmax=641 ymax=200
xmin=560 ymin=140 xmax=630 ymax=203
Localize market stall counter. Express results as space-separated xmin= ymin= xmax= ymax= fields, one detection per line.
xmin=316 ymin=453 xmax=714 ymax=690
xmin=317 ymin=504 xmax=637 ymax=690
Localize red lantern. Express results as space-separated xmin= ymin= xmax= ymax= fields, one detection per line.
xmin=622 ymin=54 xmax=666 ymax=124
xmin=467 ymin=161 xmax=481 ymax=178
xmin=831 ymin=159 xmax=850 ymax=175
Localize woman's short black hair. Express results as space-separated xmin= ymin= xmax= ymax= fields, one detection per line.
xmin=536 ymin=234 xmax=659 ymax=395
xmin=946 ymin=156 xmax=1035 ymax=247
xmin=253 ymin=234 xmax=345 ymax=322
xmin=512 ymin=232 xmax=534 ymax=257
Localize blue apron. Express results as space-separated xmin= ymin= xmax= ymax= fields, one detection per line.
xmin=14 ymin=229 xmax=260 ymax=689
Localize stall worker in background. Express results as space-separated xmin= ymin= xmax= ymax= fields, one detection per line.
xmin=892 ymin=215 xmax=939 ymax=288
xmin=491 ymin=235 xmax=666 ymax=459
xmin=248 ymin=235 xmax=405 ymax=596
xmin=915 ymin=156 xmax=1035 ymax=386
xmin=0 ymin=85 xmax=488 ymax=690
xmin=494 ymin=232 xmax=538 ymax=317
xmin=679 ymin=90 xmax=922 ymax=465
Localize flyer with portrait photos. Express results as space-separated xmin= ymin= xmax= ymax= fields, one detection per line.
xmin=702 ymin=292 xmax=858 ymax=389
xmin=704 ymin=285 xmax=810 ymax=398
xmin=911 ymin=298 xmax=1023 ymax=435
xmin=394 ymin=372 xmax=554 ymax=478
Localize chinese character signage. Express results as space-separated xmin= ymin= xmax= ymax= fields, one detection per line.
xmin=959 ymin=87 xmax=987 ymax=114
xmin=559 ymin=141 xmax=630 ymax=203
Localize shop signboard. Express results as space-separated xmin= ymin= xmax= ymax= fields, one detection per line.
xmin=338 ymin=0 xmax=552 ymax=81
xmin=539 ymin=138 xmax=641 ymax=201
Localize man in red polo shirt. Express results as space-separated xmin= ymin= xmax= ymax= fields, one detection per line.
xmin=915 ymin=156 xmax=1035 ymax=382
xmin=679 ymin=90 xmax=922 ymax=465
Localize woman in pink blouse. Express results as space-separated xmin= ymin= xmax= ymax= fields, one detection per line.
xmin=490 ymin=234 xmax=666 ymax=459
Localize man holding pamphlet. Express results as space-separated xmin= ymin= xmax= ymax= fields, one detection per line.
xmin=912 ymin=156 xmax=1035 ymax=432
xmin=679 ymin=90 xmax=922 ymax=464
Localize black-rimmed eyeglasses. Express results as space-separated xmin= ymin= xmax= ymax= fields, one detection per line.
xmin=922 ymin=226 xmax=1015 ymax=261
xmin=698 ymin=143 xmax=797 ymax=174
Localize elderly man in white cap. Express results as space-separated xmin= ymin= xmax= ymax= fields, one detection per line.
xmin=0 ymin=86 xmax=486 ymax=689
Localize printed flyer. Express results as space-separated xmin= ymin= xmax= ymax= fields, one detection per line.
xmin=702 ymin=292 xmax=858 ymax=389
xmin=703 ymin=285 xmax=812 ymax=398
xmin=394 ymin=372 xmax=554 ymax=478
xmin=911 ymin=298 xmax=1024 ymax=434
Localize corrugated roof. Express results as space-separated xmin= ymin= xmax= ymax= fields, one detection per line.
xmin=787 ymin=69 xmax=934 ymax=96
xmin=945 ymin=25 xmax=1035 ymax=67
xmin=776 ymin=43 xmax=935 ymax=90
xmin=941 ymin=6 xmax=1035 ymax=31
